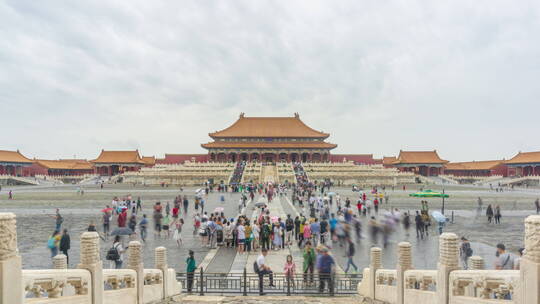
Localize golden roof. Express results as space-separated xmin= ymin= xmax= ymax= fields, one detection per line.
xmin=0 ymin=150 xmax=33 ymax=164
xmin=91 ymin=150 xmax=145 ymax=164
xmin=37 ymin=159 xmax=94 ymax=170
xmin=382 ymin=156 xmax=397 ymax=165
xmin=393 ymin=150 xmax=448 ymax=165
xmin=505 ymin=151 xmax=540 ymax=164
xmin=445 ymin=160 xmax=503 ymax=171
xmin=142 ymin=156 xmax=156 ymax=165
xmin=201 ymin=141 xmax=337 ymax=149
xmin=209 ymin=113 xmax=329 ymax=138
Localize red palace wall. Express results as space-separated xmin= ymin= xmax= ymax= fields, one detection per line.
xmin=156 ymin=154 xmax=209 ymax=164
xmin=22 ymin=163 xmax=48 ymax=176
xmin=329 ymin=154 xmax=380 ymax=165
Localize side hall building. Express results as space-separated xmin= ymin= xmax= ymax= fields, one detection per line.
xmin=392 ymin=150 xmax=448 ymax=176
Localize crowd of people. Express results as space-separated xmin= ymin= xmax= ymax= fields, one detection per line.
xmin=42 ymin=176 xmax=538 ymax=298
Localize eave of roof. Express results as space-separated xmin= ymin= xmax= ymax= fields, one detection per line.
xmin=201 ymin=141 xmax=337 ymax=149
xmin=392 ymin=150 xmax=448 ymax=164
xmin=0 ymin=150 xmax=33 ymax=164
xmin=90 ymin=150 xmax=145 ymax=164
xmin=445 ymin=160 xmax=504 ymax=171
xmin=505 ymin=151 xmax=540 ymax=165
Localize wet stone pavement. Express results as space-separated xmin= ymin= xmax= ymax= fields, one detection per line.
xmin=2 ymin=184 xmax=538 ymax=272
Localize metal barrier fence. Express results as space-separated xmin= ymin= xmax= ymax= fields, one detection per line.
xmin=177 ymin=269 xmax=362 ymax=296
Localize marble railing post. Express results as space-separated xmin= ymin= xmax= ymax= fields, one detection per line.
xmin=128 ymin=241 xmax=144 ymax=304
xmin=53 ymin=254 xmax=68 ymax=269
xmin=77 ymin=231 xmax=103 ymax=304
xmin=521 ymin=215 xmax=540 ymax=304
xmin=437 ymin=233 xmax=459 ymax=304
xmin=0 ymin=213 xmax=22 ymax=304
xmin=397 ymin=242 xmax=412 ymax=304
xmin=369 ymin=247 xmax=382 ymax=299
xmin=155 ymin=246 xmax=169 ymax=298
xmin=468 ymin=256 xmax=484 ymax=270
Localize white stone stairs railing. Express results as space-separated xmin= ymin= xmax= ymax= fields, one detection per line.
xmin=357 ymin=216 xmax=540 ymax=304
xmin=0 ymin=212 xmax=183 ymax=304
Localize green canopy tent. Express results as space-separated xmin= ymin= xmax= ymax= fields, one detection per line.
xmin=409 ymin=189 xmax=449 ymax=198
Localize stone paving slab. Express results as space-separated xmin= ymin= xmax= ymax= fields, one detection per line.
xmin=175 ymin=295 xmax=361 ymax=304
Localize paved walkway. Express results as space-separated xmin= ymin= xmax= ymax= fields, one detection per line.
xmin=226 ymin=193 xmax=344 ymax=275
xmin=175 ymin=295 xmax=361 ymax=303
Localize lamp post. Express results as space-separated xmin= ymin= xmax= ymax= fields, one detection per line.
xmin=441 ymin=188 xmax=445 ymax=215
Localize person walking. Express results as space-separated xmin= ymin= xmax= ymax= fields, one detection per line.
xmin=459 ymin=237 xmax=473 ymax=269
xmin=344 ymin=238 xmax=358 ymax=274
xmin=173 ymin=218 xmax=184 ymax=247
xmin=51 ymin=209 xmax=64 ymax=231
xmin=256 ymin=248 xmax=275 ymax=295
xmin=535 ymin=198 xmax=540 ymax=215
xmin=128 ymin=214 xmax=137 ymax=232
xmin=494 ymin=205 xmax=502 ymax=224
xmin=47 ymin=231 xmax=61 ymax=258
xmin=59 ymin=229 xmax=71 ymax=264
xmin=303 ymin=241 xmax=316 ymax=285
xmin=139 ymin=214 xmax=148 ymax=242
xmin=136 ymin=197 xmax=142 ymax=211
xmin=486 ymin=204 xmax=494 ymax=224
xmin=186 ymin=250 xmax=196 ymax=294
xmin=107 ymin=235 xmax=124 ymax=269
xmin=102 ymin=210 xmax=111 ymax=240
xmin=285 ymin=215 xmax=294 ymax=246
xmin=316 ymin=247 xmax=335 ymax=294
xmin=415 ymin=211 xmax=424 ymax=239
xmin=237 ymin=219 xmax=245 ymax=254
xmin=403 ymin=212 xmax=411 ymax=236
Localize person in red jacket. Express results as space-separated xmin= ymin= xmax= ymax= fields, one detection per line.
xmin=118 ymin=209 xmax=127 ymax=227
xmin=373 ymin=198 xmax=379 ymax=214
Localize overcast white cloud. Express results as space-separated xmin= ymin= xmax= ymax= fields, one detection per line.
xmin=1 ymin=0 xmax=539 ymax=161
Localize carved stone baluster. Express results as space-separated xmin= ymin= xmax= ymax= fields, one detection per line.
xmin=0 ymin=212 xmax=22 ymax=304
xmin=521 ymin=215 xmax=540 ymax=304
xmin=53 ymin=254 xmax=67 ymax=269
xmin=128 ymin=241 xmax=144 ymax=304
xmin=369 ymin=247 xmax=382 ymax=299
xmin=437 ymin=233 xmax=460 ymax=304
xmin=397 ymin=242 xmax=412 ymax=304
xmin=155 ymin=246 xmax=169 ymax=297
xmin=77 ymin=231 xmax=103 ymax=304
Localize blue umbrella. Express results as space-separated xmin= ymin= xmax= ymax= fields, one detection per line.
xmin=431 ymin=211 xmax=447 ymax=223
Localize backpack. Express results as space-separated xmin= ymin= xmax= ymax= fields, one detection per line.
xmin=463 ymin=243 xmax=473 ymax=257
xmin=253 ymin=261 xmax=260 ymax=274
xmin=106 ymin=244 xmax=120 ymax=261
xmin=47 ymin=237 xmax=56 ymax=249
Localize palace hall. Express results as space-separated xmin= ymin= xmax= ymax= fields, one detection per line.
xmin=201 ymin=113 xmax=337 ymax=163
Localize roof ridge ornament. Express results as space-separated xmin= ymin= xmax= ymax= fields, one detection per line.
xmin=294 ymin=112 xmax=299 ymax=118
xmin=240 ymin=112 xmax=245 ymax=118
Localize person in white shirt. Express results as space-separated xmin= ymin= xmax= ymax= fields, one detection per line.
xmin=237 ymin=220 xmax=245 ymax=254
xmin=256 ymin=248 xmax=274 ymax=295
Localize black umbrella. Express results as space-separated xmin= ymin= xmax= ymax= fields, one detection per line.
xmin=110 ymin=227 xmax=134 ymax=236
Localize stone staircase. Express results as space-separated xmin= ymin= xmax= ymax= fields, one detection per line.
xmin=260 ymin=164 xmax=278 ymax=183
xmin=0 ymin=175 xmax=40 ymax=186
xmin=229 ymin=162 xmax=246 ymax=184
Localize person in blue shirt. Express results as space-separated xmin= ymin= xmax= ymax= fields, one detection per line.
xmin=316 ymin=247 xmax=335 ymax=293
xmin=329 ymin=214 xmax=338 ymax=239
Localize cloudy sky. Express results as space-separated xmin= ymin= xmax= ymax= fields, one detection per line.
xmin=1 ymin=1 xmax=539 ymax=161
